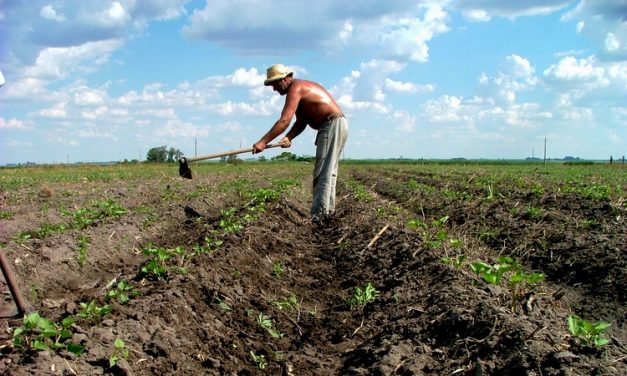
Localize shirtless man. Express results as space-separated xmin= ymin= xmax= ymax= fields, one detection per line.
xmin=253 ymin=64 xmax=349 ymax=222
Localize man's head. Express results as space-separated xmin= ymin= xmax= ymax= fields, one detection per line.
xmin=264 ymin=64 xmax=293 ymax=95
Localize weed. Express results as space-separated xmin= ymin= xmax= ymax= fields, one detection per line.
xmin=12 ymin=312 xmax=85 ymax=355
xmin=525 ymin=206 xmax=542 ymax=220
xmin=109 ymin=338 xmax=129 ymax=368
xmin=272 ymin=261 xmax=284 ymax=278
xmin=106 ymin=280 xmax=140 ymax=305
xmin=140 ymin=245 xmax=187 ymax=280
xmin=250 ymin=351 xmax=267 ymax=369
xmin=567 ymin=315 xmax=611 ymax=347
xmin=273 ymin=294 xmax=300 ymax=312
xmin=257 ymin=312 xmax=283 ymax=339
xmin=76 ymin=235 xmax=90 ymax=266
xmin=219 ymin=208 xmax=244 ymax=233
xmin=77 ymin=301 xmax=112 ymax=324
xmin=349 ymin=283 xmax=379 ymax=311
xmin=441 ymin=254 xmax=467 ymax=268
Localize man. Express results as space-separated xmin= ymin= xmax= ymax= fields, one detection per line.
xmin=253 ymin=64 xmax=348 ymax=222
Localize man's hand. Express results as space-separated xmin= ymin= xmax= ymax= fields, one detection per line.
xmin=252 ymin=140 xmax=266 ymax=154
xmin=279 ymin=137 xmax=292 ymax=148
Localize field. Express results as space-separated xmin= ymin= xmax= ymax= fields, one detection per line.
xmin=0 ymin=161 xmax=625 ymax=375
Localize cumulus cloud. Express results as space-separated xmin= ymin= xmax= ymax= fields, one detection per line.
xmin=478 ymin=54 xmax=538 ymax=105
xmin=0 ymin=117 xmax=29 ymax=129
xmin=455 ymin=0 xmax=570 ymax=20
xmin=562 ymin=0 xmax=627 ymax=59
xmin=183 ymin=1 xmax=449 ymax=62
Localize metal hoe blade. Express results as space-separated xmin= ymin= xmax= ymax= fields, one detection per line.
xmin=179 ymin=157 xmax=192 ymax=179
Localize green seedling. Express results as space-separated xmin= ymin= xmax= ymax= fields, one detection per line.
xmin=441 ymin=254 xmax=467 ymax=268
xmin=273 ymin=294 xmax=300 ymax=312
xmin=77 ymin=301 xmax=112 ymax=324
xmin=12 ymin=312 xmax=85 ymax=355
xmin=219 ymin=208 xmax=244 ymax=233
xmin=257 ymin=312 xmax=283 ymax=339
xmin=272 ymin=261 xmax=284 ymax=278
xmin=215 ymin=298 xmax=232 ymax=311
xmin=140 ymin=245 xmax=187 ymax=280
xmin=250 ymin=351 xmax=267 ymax=369
xmin=109 ymin=338 xmax=129 ymax=368
xmin=76 ymin=235 xmax=90 ymax=266
xmin=106 ymin=280 xmax=140 ymax=305
xmin=470 ymin=256 xmax=516 ymax=285
xmin=349 ymin=283 xmax=379 ymax=311
xmin=568 ymin=315 xmax=611 ymax=347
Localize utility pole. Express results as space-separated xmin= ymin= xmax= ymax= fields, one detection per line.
xmin=543 ymin=138 xmax=547 ymax=166
xmin=194 ymin=138 xmax=197 ymax=157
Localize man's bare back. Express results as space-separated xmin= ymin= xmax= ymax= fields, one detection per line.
xmin=290 ymin=79 xmax=343 ymax=130
xmin=253 ymin=74 xmax=343 ymax=153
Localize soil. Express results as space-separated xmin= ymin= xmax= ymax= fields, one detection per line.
xmin=0 ymin=163 xmax=625 ymax=376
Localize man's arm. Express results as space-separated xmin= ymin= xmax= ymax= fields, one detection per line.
xmin=253 ymin=82 xmax=301 ymax=153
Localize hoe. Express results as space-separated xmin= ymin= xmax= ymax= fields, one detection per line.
xmin=178 ymin=143 xmax=283 ymax=179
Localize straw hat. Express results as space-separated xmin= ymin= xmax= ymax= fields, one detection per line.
xmin=264 ymin=64 xmax=293 ymax=86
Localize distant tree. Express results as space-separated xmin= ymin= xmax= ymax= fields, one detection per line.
xmin=271 ymin=152 xmax=297 ymax=161
xmin=258 ymin=156 xmax=267 ymax=162
xmin=167 ymin=147 xmax=183 ymax=163
xmin=146 ymin=146 xmax=168 ymax=162
xmin=146 ymin=146 xmax=183 ymax=163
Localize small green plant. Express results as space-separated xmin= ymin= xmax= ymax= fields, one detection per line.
xmin=567 ymin=315 xmax=611 ymax=347
xmin=525 ymin=206 xmax=542 ymax=220
xmin=273 ymin=294 xmax=300 ymax=312
xmin=349 ymin=283 xmax=379 ymax=311
xmin=257 ymin=312 xmax=283 ymax=339
xmin=76 ymin=235 xmax=90 ymax=266
xmin=77 ymin=301 xmax=112 ymax=324
xmin=219 ymin=208 xmax=244 ymax=233
xmin=441 ymin=254 xmax=467 ymax=268
xmin=109 ymin=338 xmax=129 ymax=368
xmin=470 ymin=256 xmax=515 ymax=285
xmin=140 ymin=245 xmax=187 ymax=280
xmin=12 ymin=312 xmax=85 ymax=355
xmin=272 ymin=261 xmax=284 ymax=278
xmin=250 ymin=351 xmax=267 ymax=369
xmin=106 ymin=280 xmax=140 ymax=305
xmin=214 ymin=297 xmax=232 ymax=311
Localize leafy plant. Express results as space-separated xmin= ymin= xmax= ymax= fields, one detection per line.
xmin=77 ymin=301 xmax=112 ymax=324
xmin=106 ymin=280 xmax=140 ymax=305
xmin=272 ymin=261 xmax=284 ymax=278
xmin=273 ymin=294 xmax=300 ymax=312
xmin=12 ymin=312 xmax=85 ymax=355
xmin=349 ymin=283 xmax=379 ymax=311
xmin=140 ymin=245 xmax=187 ymax=280
xmin=257 ymin=312 xmax=283 ymax=339
xmin=109 ymin=338 xmax=129 ymax=368
xmin=76 ymin=235 xmax=90 ymax=266
xmin=250 ymin=351 xmax=267 ymax=369
xmin=441 ymin=254 xmax=467 ymax=268
xmin=568 ymin=315 xmax=611 ymax=347
xmin=219 ymin=208 xmax=244 ymax=233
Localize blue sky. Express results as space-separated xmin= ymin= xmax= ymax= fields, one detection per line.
xmin=1 ymin=0 xmax=626 ymax=164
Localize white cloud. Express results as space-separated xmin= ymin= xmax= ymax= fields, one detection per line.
xmin=456 ymin=0 xmax=570 ymax=20
xmin=183 ymin=2 xmax=450 ymax=62
xmin=40 ymin=5 xmax=66 ymax=21
xmin=392 ymin=111 xmax=417 ymax=132
xmin=605 ymin=33 xmax=620 ymax=52
xmin=385 ymin=79 xmax=435 ymax=94
xmin=0 ymin=117 xmax=29 ymax=129
xmin=479 ymin=54 xmax=537 ymax=105
xmin=543 ymin=56 xmax=606 ymax=83
xmin=562 ymin=0 xmax=627 ymax=59
xmin=36 ymin=102 xmax=68 ymax=118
